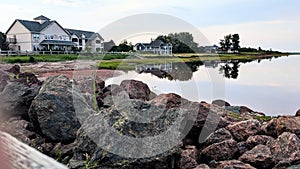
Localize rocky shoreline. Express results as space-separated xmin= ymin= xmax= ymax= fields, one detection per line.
xmin=0 ymin=65 xmax=300 ymax=169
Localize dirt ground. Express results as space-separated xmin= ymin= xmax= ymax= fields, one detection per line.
xmin=0 ymin=60 xmax=122 ymax=81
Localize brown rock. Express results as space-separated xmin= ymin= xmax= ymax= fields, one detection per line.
xmin=120 ymin=79 xmax=151 ymax=101
xmin=205 ymin=128 xmax=232 ymax=146
xmin=148 ymin=93 xmax=184 ymax=109
xmin=267 ymin=132 xmax=300 ymax=163
xmin=261 ymin=118 xmax=278 ymax=137
xmin=240 ymin=106 xmax=254 ymax=113
xmin=226 ymin=119 xmax=261 ymax=141
xmin=239 ymin=145 xmax=275 ymax=168
xmin=7 ymin=65 xmax=20 ymax=75
xmin=276 ymin=116 xmax=300 ymax=138
xmin=246 ymin=135 xmax=275 ymax=149
xmin=210 ymin=160 xmax=256 ymax=169
xmin=211 ymin=99 xmax=230 ymax=107
xmin=296 ymin=109 xmax=300 ymax=117
xmin=199 ymin=139 xmax=238 ymax=163
xmin=179 ymin=146 xmax=199 ymax=169
xmin=193 ymin=164 xmax=210 ymax=169
xmin=0 ymin=117 xmax=36 ymax=144
xmin=0 ymin=70 xmax=10 ymax=92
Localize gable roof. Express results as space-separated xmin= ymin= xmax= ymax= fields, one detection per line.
xmin=34 ymin=15 xmax=50 ymax=21
xmin=6 ymin=19 xmax=71 ymax=36
xmin=150 ymin=39 xmax=164 ymax=47
xmin=17 ymin=19 xmax=53 ymax=32
xmin=65 ymin=28 xmax=94 ymax=38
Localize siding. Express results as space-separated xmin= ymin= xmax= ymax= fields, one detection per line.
xmin=6 ymin=21 xmax=32 ymax=51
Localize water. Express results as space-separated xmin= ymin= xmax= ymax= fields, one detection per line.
xmin=106 ymin=55 xmax=300 ymax=116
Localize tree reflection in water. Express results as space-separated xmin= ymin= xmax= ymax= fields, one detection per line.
xmin=136 ymin=61 xmax=203 ymax=81
xmin=136 ymin=56 xmax=280 ymax=81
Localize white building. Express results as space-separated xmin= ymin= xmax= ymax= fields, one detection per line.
xmin=134 ymin=40 xmax=172 ymax=55
xmin=6 ymin=15 xmax=104 ymax=52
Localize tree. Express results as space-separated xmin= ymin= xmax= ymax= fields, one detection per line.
xmin=155 ymin=32 xmax=200 ymax=53
xmin=231 ymin=34 xmax=240 ymax=53
xmin=219 ymin=33 xmax=240 ymax=53
xmin=109 ymin=40 xmax=133 ymax=52
xmin=219 ymin=39 xmax=226 ymax=51
xmin=0 ymin=32 xmax=9 ymax=50
xmin=224 ymin=34 xmax=232 ymax=51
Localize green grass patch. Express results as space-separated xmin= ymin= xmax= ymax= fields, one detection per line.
xmin=255 ymin=115 xmax=275 ymax=122
xmin=1 ymin=53 xmax=131 ymax=63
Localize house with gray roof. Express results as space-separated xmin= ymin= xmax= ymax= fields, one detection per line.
xmin=6 ymin=15 xmax=104 ymax=52
xmin=134 ymin=39 xmax=172 ymax=55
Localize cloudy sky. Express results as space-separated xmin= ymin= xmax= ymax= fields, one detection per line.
xmin=0 ymin=0 xmax=299 ymax=52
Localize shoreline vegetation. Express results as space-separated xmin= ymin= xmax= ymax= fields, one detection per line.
xmin=0 ymin=52 xmax=292 ymax=70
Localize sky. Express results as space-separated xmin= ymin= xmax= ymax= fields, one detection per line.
xmin=0 ymin=0 xmax=300 ymax=52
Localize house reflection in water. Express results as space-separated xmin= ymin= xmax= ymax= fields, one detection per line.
xmin=135 ymin=63 xmax=173 ymax=73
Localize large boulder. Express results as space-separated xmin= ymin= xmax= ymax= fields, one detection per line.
xmin=267 ymin=132 xmax=300 ymax=163
xmin=204 ymin=128 xmax=233 ymax=146
xmin=28 ymin=75 xmax=92 ymax=143
xmin=239 ymin=145 xmax=275 ymax=168
xmin=70 ymin=104 xmax=182 ymax=169
xmin=199 ymin=139 xmax=238 ymax=163
xmin=0 ymin=82 xmax=40 ymax=119
xmin=209 ymin=160 xmax=256 ymax=169
xmin=226 ymin=119 xmax=261 ymax=141
xmin=120 ymin=79 xmax=151 ymax=101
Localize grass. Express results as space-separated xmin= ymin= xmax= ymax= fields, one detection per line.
xmin=255 ymin=115 xmax=275 ymax=122
xmin=1 ymin=53 xmax=131 ymax=63
xmin=1 ymin=52 xmax=289 ymax=71
xmin=98 ymin=52 xmax=289 ymax=70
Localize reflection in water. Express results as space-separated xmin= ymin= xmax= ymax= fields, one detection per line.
xmin=219 ymin=61 xmax=240 ymax=79
xmin=135 ymin=61 xmax=203 ymax=81
xmin=135 ymin=56 xmax=280 ymax=81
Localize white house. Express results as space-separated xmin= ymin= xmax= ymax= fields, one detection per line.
xmin=6 ymin=15 xmax=104 ymax=52
xmin=134 ymin=39 xmax=172 ymax=55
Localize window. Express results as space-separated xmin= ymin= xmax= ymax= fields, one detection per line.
xmin=44 ymin=34 xmax=53 ymax=40
xmin=33 ymin=34 xmax=40 ymax=40
xmin=96 ymin=40 xmax=101 ymax=44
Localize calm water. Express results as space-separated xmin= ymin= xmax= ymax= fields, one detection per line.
xmin=106 ymin=55 xmax=300 ymax=116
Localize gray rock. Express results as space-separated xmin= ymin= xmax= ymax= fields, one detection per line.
xmin=261 ymin=118 xmax=278 ymax=137
xmin=205 ymin=128 xmax=233 ymax=146
xmin=28 ymin=75 xmax=92 ymax=143
xmin=225 ymin=106 xmax=241 ymax=114
xmin=211 ymin=99 xmax=231 ymax=107
xmin=71 ymin=105 xmax=182 ymax=169
xmin=0 ymin=70 xmax=10 ymax=92
xmin=0 ymin=82 xmax=40 ymax=119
